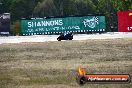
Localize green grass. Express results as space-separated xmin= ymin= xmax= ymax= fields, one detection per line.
xmin=0 ymin=39 xmax=132 ymax=88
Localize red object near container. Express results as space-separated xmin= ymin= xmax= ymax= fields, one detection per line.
xmin=117 ymin=11 xmax=132 ymax=32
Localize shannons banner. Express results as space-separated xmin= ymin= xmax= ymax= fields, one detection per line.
xmin=21 ymin=16 xmax=106 ymax=35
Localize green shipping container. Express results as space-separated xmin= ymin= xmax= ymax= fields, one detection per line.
xmin=21 ymin=16 xmax=106 ymax=35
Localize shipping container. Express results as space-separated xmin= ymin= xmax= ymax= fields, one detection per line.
xmin=118 ymin=11 xmax=132 ymax=32
xmin=0 ymin=13 xmax=10 ymax=35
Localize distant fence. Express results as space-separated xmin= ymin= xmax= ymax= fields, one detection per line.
xmin=21 ymin=16 xmax=106 ymax=35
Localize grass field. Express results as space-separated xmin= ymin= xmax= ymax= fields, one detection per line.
xmin=0 ymin=38 xmax=132 ymax=88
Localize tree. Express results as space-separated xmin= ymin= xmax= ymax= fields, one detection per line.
xmin=11 ymin=20 xmax=21 ymax=35
xmin=33 ymin=0 xmax=97 ymax=17
xmin=33 ymin=0 xmax=77 ymax=17
xmin=111 ymin=0 xmax=132 ymax=11
xmin=10 ymin=0 xmax=37 ymax=21
xmin=33 ymin=0 xmax=58 ymax=17
xmin=74 ymin=0 xmax=96 ymax=15
xmin=0 ymin=0 xmax=12 ymax=13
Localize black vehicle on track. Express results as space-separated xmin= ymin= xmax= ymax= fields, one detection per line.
xmin=57 ymin=33 xmax=73 ymax=41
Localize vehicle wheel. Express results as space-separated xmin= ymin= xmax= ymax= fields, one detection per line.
xmin=58 ymin=39 xmax=61 ymax=41
xmin=57 ymin=38 xmax=61 ymax=41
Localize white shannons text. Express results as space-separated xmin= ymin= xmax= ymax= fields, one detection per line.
xmin=28 ymin=20 xmax=63 ymax=27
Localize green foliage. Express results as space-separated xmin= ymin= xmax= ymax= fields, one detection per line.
xmin=0 ymin=0 xmax=12 ymax=13
xmin=1 ymin=0 xmax=131 ymax=20
xmin=33 ymin=0 xmax=97 ymax=17
xmin=10 ymin=0 xmax=36 ymax=21
xmin=34 ymin=0 xmax=58 ymax=17
xmin=11 ymin=21 xmax=21 ymax=35
xmin=111 ymin=0 xmax=132 ymax=11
